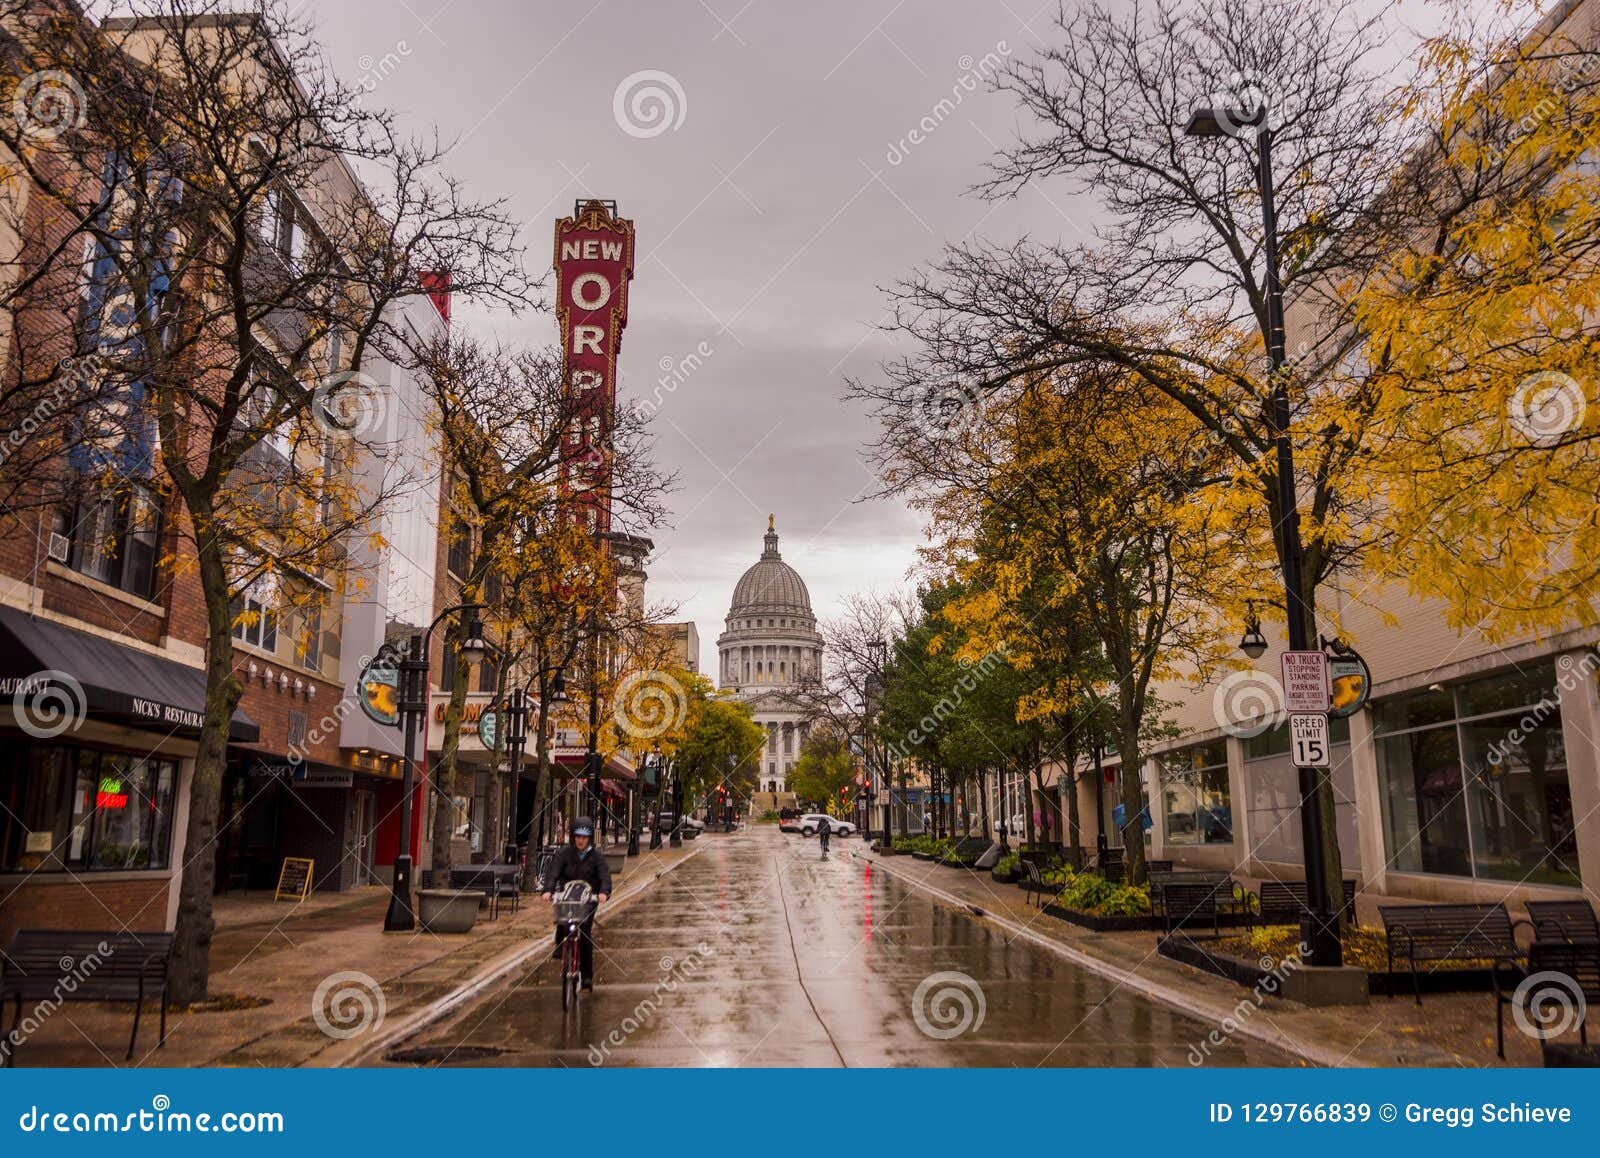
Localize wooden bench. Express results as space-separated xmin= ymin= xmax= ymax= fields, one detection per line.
xmin=448 ymin=864 xmax=521 ymax=920
xmin=1247 ymin=879 xmax=1359 ymax=931
xmin=2 ymin=930 xmax=173 ymax=1066
xmin=1379 ymin=903 xmax=1532 ymax=1057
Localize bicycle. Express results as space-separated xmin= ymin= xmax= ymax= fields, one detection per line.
xmin=552 ymin=880 xmax=596 ymax=1012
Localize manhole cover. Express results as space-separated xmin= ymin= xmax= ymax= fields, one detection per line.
xmin=386 ymin=1045 xmax=509 ymax=1065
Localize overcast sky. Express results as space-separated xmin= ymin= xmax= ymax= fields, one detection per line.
xmin=297 ymin=0 xmax=1109 ymax=672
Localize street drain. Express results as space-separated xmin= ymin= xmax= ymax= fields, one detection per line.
xmin=386 ymin=1045 xmax=509 ymax=1065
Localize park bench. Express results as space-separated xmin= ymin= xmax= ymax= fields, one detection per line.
xmin=1379 ymin=902 xmax=1532 ymax=1057
xmin=1525 ymin=940 xmax=1599 ymax=1050
xmin=1149 ymin=869 xmax=1232 ymax=917
xmin=2 ymin=930 xmax=173 ymax=1066
xmin=448 ymin=864 xmax=521 ymax=920
xmin=1162 ymin=880 xmax=1228 ymax=938
xmin=1022 ymin=860 xmax=1068 ymax=909
xmin=945 ymin=836 xmax=991 ymax=867
xmin=1526 ymin=900 xmax=1600 ymax=943
xmin=1246 ymin=879 xmax=1359 ymax=931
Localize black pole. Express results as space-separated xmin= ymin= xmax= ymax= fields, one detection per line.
xmin=383 ymin=634 xmax=425 ymax=931
xmin=669 ymin=759 xmax=682 ymax=848
xmin=1257 ymin=126 xmax=1338 ymax=968
xmin=1092 ymin=744 xmax=1107 ymax=858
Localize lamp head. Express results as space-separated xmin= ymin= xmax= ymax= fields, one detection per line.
xmin=458 ymin=617 xmax=488 ymax=666
xmin=1239 ymin=623 xmax=1269 ymax=661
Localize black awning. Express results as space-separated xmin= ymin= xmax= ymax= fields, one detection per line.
xmin=0 ymin=606 xmax=259 ymax=743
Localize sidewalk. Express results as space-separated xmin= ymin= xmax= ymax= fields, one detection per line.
xmin=5 ymin=839 xmax=706 ymax=1068
xmin=855 ymin=846 xmax=1548 ymax=1067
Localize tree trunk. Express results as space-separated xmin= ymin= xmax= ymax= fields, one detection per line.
xmin=1117 ymin=696 xmax=1147 ymax=886
xmin=430 ymin=644 xmax=470 ymax=877
xmin=168 ymin=527 xmax=246 ymax=1005
xmin=978 ymin=768 xmax=991 ymax=842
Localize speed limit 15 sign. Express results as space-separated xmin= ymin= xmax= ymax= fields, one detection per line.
xmin=1289 ymin=712 xmax=1331 ymax=768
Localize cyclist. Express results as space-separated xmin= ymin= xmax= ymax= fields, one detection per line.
xmin=542 ymin=817 xmax=611 ymax=990
xmin=816 ymin=813 xmax=832 ymax=856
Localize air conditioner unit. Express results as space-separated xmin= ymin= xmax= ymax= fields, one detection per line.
xmin=47 ymin=532 xmax=70 ymax=563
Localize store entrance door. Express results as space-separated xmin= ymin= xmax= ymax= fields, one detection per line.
xmin=353 ymin=790 xmax=377 ymax=886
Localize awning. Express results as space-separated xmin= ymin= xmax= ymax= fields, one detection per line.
xmin=0 ymin=606 xmax=259 ymax=743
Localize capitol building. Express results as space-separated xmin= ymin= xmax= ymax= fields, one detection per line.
xmin=718 ymin=517 xmax=824 ymax=794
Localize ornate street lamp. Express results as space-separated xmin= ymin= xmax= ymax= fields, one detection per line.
xmin=382 ymin=601 xmax=484 ymax=932
xmin=1186 ymin=101 xmax=1339 ymax=967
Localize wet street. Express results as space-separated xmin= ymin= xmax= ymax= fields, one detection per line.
xmin=395 ymin=827 xmax=1291 ymax=1066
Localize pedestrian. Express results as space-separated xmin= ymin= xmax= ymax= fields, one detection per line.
xmin=542 ymin=817 xmax=612 ymax=990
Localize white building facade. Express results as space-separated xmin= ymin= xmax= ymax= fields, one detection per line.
xmin=717 ymin=518 xmax=823 ymax=794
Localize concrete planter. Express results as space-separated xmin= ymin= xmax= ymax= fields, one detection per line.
xmin=418 ymin=889 xmax=480 ymax=934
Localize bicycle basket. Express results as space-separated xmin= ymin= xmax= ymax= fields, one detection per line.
xmin=552 ymin=880 xmax=594 ymax=924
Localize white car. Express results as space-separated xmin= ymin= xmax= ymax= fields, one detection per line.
xmin=799 ymin=814 xmax=856 ymax=837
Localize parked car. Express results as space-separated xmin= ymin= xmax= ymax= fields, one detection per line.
xmin=799 ymin=814 xmax=856 ymax=837
xmin=777 ymin=807 xmax=804 ymax=833
xmin=681 ymin=816 xmax=707 ymax=832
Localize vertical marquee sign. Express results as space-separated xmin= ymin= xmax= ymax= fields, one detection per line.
xmin=554 ymin=200 xmax=636 ymax=537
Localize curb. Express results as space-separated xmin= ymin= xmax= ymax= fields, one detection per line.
xmin=326 ymin=841 xmax=707 ymax=1067
xmin=854 ymin=848 xmax=1355 ymax=1069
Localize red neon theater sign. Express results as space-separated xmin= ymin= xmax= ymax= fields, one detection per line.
xmin=554 ymin=200 xmax=635 ymax=535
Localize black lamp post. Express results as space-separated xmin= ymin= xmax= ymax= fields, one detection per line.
xmin=647 ymin=744 xmax=665 ymax=851
xmin=669 ymin=752 xmax=684 ymax=849
xmin=384 ymin=601 xmax=486 ymax=932
xmin=501 ymin=687 xmax=528 ymax=864
xmin=865 ymin=639 xmax=891 ymax=849
xmin=1185 ymin=101 xmax=1339 ymax=968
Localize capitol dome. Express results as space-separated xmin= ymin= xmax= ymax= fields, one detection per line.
xmin=717 ymin=516 xmax=825 ymax=795
xmin=729 ymin=518 xmax=813 ymax=617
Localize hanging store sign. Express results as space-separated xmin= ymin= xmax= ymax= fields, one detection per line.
xmin=554 ymin=199 xmax=635 ymax=535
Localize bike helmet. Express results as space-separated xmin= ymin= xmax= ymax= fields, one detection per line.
xmin=572 ymin=817 xmax=595 ymax=837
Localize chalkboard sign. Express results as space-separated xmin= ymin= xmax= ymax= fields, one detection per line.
xmin=274 ymin=856 xmax=314 ymax=902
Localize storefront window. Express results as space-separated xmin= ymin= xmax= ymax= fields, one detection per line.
xmin=1376 ymin=663 xmax=1579 ymax=887
xmin=0 ymin=742 xmax=178 ymax=873
xmin=1158 ymin=742 xmax=1232 ymax=845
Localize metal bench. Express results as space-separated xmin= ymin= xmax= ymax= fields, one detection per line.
xmin=1022 ymin=860 xmax=1068 ymax=908
xmin=2 ymin=930 xmax=173 ymax=1065
xmin=1162 ymin=880 xmax=1228 ymax=938
xmin=1526 ymin=940 xmax=1599 ymax=1050
xmin=448 ymin=864 xmax=521 ymax=920
xmin=1379 ymin=902 xmax=1532 ymax=1057
xmin=1247 ymin=879 xmax=1358 ymax=931
xmin=945 ymin=836 xmax=991 ymax=867
xmin=1526 ymin=900 xmax=1600 ymax=943
xmin=1149 ymin=869 xmax=1232 ymax=917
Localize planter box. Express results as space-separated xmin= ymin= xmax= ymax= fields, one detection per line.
xmin=681 ymin=828 xmax=700 ymax=840
xmin=1042 ymin=903 xmax=1159 ymax=932
xmin=1157 ymin=936 xmax=1369 ymax=1006
xmin=418 ymin=889 xmax=480 ymax=934
xmin=990 ymin=867 xmax=1020 ymax=883
xmin=911 ymin=851 xmax=934 ymax=861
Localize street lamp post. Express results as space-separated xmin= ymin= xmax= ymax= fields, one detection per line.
xmin=384 ymin=602 xmax=487 ymax=932
xmin=502 ymin=687 xmax=528 ymax=864
xmin=866 ymin=639 xmax=890 ymax=850
xmin=1185 ymin=103 xmax=1340 ymax=967
xmin=669 ymin=754 xmax=684 ymax=849
xmin=648 ymin=744 xmax=664 ymax=851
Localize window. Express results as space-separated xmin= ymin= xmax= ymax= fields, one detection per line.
xmin=447 ymin=522 xmax=472 ymax=579
xmin=477 ymin=649 xmax=499 ymax=694
xmin=54 ymin=485 xmax=161 ymax=599
xmin=1158 ymin=742 xmax=1232 ymax=845
xmin=296 ymin=597 xmax=323 ymax=670
xmin=0 ymin=743 xmax=177 ymax=873
xmin=1376 ymin=664 xmax=1577 ymax=886
xmin=231 ymin=570 xmax=279 ymax=651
